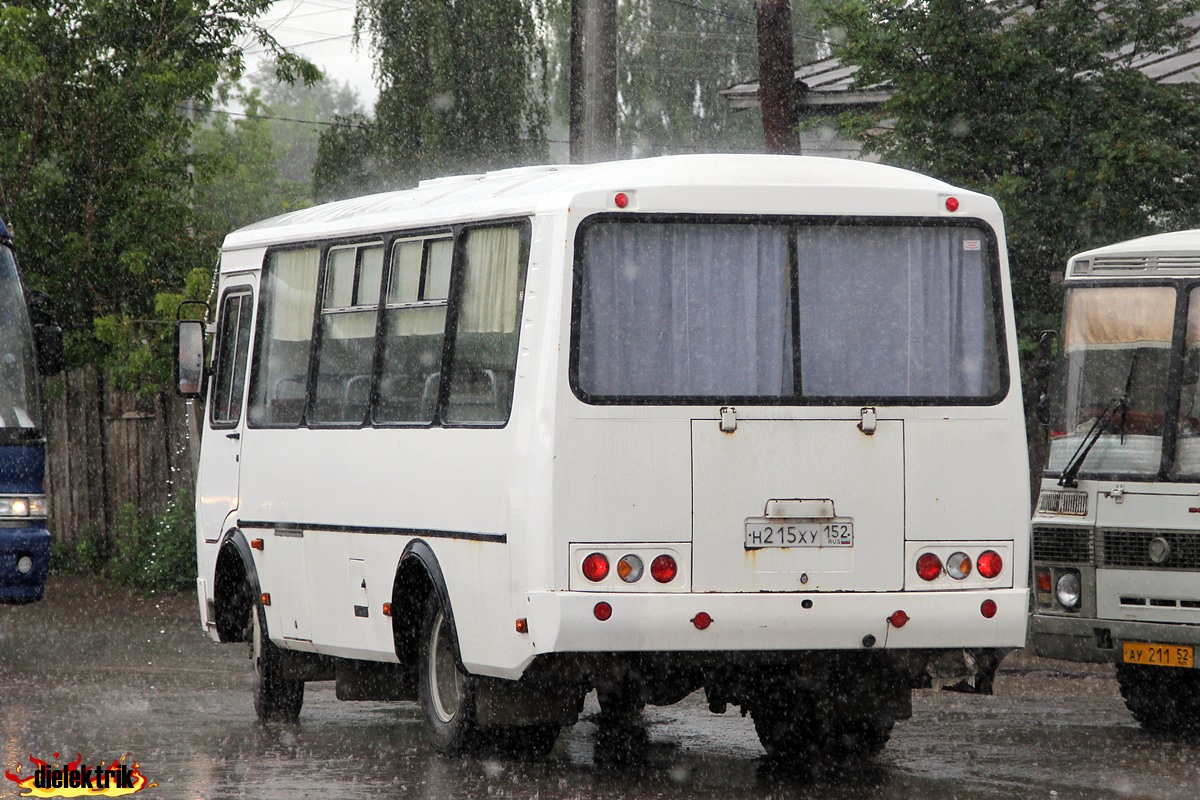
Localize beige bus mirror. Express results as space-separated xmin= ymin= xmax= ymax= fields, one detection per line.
xmin=175 ymin=319 xmax=206 ymax=399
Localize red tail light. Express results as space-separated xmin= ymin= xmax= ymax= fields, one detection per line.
xmin=582 ymin=553 xmax=609 ymax=582
xmin=977 ymin=550 xmax=1003 ymax=579
xmin=651 ymin=554 xmax=678 ymax=583
xmin=916 ymin=553 xmax=943 ymax=581
xmin=594 ymin=601 xmax=612 ymax=621
xmin=981 ymin=599 xmax=998 ymax=618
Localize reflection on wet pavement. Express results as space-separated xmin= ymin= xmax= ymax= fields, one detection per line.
xmin=2 ymin=577 xmax=1199 ymax=799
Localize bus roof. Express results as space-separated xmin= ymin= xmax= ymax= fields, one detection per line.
xmin=222 ymin=154 xmax=990 ymax=252
xmin=1073 ymin=228 xmax=1200 ymax=259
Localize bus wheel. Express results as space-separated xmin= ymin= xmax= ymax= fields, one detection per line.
xmin=1117 ymin=663 xmax=1200 ymax=736
xmin=750 ymin=686 xmax=896 ymax=761
xmin=250 ymin=601 xmax=304 ymax=722
xmin=418 ymin=593 xmax=482 ymax=755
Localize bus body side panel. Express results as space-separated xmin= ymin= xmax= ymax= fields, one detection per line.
xmin=905 ymin=415 xmax=1029 ymax=548
xmin=238 ymin=428 xmax=533 ymax=673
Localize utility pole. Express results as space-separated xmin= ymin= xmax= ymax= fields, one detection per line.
xmin=569 ymin=0 xmax=619 ymax=163
xmin=755 ymin=0 xmax=800 ymax=154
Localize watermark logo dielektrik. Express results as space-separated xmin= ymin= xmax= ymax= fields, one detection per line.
xmin=4 ymin=753 xmax=155 ymax=798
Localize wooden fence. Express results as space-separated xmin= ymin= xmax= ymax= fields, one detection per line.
xmin=43 ymin=365 xmax=195 ymax=545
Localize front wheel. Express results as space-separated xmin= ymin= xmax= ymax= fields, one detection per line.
xmin=417 ymin=592 xmax=482 ymax=755
xmin=1117 ymin=663 xmax=1200 ymax=736
xmin=250 ymin=601 xmax=304 ymax=722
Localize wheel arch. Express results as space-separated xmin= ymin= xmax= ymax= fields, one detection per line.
xmin=392 ymin=539 xmax=461 ymax=673
xmin=213 ymin=528 xmax=260 ymax=643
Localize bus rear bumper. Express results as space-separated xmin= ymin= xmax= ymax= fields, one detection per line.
xmin=1031 ymin=612 xmax=1200 ymax=664
xmin=525 ymin=588 xmax=1028 ymax=655
xmin=0 ymin=526 xmax=50 ymax=603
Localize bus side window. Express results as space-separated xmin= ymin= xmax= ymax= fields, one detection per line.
xmin=444 ymin=225 xmax=526 ymax=426
xmin=310 ymin=243 xmax=383 ymax=425
xmin=211 ymin=290 xmax=254 ymax=425
xmin=248 ymin=248 xmax=320 ymax=426
xmin=376 ymin=237 xmax=451 ymax=424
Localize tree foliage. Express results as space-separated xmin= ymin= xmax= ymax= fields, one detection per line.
xmin=347 ymin=0 xmax=550 ymax=191
xmin=820 ymin=0 xmax=1200 ymax=332
xmin=614 ymin=0 xmax=822 ymax=155
xmin=0 ymin=0 xmax=316 ymax=378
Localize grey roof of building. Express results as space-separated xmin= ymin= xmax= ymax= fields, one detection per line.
xmin=721 ymin=12 xmax=1200 ymax=110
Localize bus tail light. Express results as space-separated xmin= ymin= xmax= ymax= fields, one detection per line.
xmin=981 ymin=599 xmax=998 ymax=618
xmin=594 ymin=602 xmax=612 ymax=621
xmin=692 ymin=611 xmax=712 ymax=630
xmin=889 ymin=610 xmax=909 ymax=628
xmin=617 ymin=554 xmax=643 ymax=583
xmin=916 ymin=553 xmax=943 ymax=581
xmin=977 ymin=550 xmax=1003 ymax=579
xmin=651 ymin=554 xmax=678 ymax=583
xmin=582 ymin=553 xmax=609 ymax=582
xmin=946 ymin=552 xmax=972 ymax=580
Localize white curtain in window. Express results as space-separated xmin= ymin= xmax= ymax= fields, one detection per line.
xmin=460 ymin=227 xmax=521 ymax=333
xmin=797 ymin=226 xmax=999 ymax=397
xmin=578 ymin=222 xmax=791 ymax=397
xmin=269 ymin=248 xmax=320 ymax=340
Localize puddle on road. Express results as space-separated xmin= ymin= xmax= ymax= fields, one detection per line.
xmin=4 ymin=578 xmax=1200 ymax=799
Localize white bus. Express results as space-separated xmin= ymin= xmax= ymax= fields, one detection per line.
xmin=176 ymin=154 xmax=1030 ymax=760
xmin=1032 ymin=229 xmax=1200 ymax=736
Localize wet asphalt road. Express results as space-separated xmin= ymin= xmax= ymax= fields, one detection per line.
xmin=2 ymin=576 xmax=1199 ymax=799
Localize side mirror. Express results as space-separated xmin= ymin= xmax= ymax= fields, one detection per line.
xmin=1034 ymin=329 xmax=1058 ymax=427
xmin=34 ymin=323 xmax=63 ymax=376
xmin=174 ymin=319 xmax=206 ymax=398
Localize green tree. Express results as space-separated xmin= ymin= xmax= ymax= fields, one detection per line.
xmin=0 ymin=0 xmax=316 ymax=378
xmin=247 ymin=72 xmax=366 ymax=185
xmin=351 ymin=0 xmax=550 ymax=190
xmin=821 ymin=0 xmax=1200 ymax=333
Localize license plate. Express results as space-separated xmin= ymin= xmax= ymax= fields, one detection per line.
xmin=1122 ymin=641 xmax=1195 ymax=668
xmin=744 ymin=518 xmax=853 ymax=550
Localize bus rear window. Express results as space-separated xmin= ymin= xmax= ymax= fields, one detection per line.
xmin=574 ymin=219 xmax=1004 ymax=403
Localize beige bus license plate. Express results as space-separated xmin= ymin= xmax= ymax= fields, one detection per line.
xmin=744 ymin=519 xmax=853 ymax=550
xmin=1122 ymin=642 xmax=1195 ymax=669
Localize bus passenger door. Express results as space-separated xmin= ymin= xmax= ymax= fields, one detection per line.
xmin=198 ymin=282 xmax=256 ymax=544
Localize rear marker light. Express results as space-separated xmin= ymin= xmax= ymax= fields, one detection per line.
xmin=977 ymin=550 xmax=1003 ymax=579
xmin=889 ymin=610 xmax=909 ymax=628
xmin=582 ymin=552 xmax=609 ymax=582
xmin=916 ymin=553 xmax=943 ymax=581
xmin=614 ymin=192 xmax=630 ymax=208
xmin=650 ymin=554 xmax=678 ymax=584
xmin=981 ymin=599 xmax=998 ymax=619
xmin=260 ymin=592 xmax=271 ymax=607
xmin=250 ymin=538 xmax=264 ymax=551
xmin=594 ymin=602 xmax=612 ymax=621
xmin=515 ymin=618 xmax=529 ymax=634
xmin=945 ymin=196 xmax=960 ymax=212
xmin=382 ymin=602 xmax=393 ymax=617
xmin=692 ymin=612 xmax=713 ymax=630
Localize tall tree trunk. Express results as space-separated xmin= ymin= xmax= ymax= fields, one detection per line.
xmin=756 ymin=0 xmax=799 ymax=154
